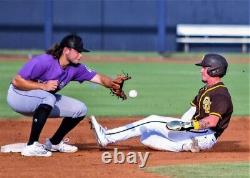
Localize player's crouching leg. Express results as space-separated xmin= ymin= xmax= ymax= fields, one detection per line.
xmin=70 ymin=102 xmax=87 ymax=119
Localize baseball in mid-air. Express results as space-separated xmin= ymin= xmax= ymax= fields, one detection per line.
xmin=129 ymin=90 xmax=138 ymax=98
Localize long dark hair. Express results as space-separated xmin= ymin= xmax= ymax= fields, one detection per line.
xmin=46 ymin=43 xmax=64 ymax=59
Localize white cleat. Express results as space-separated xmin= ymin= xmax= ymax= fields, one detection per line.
xmin=44 ymin=138 xmax=78 ymax=153
xmin=90 ymin=115 xmax=109 ymax=147
xmin=21 ymin=142 xmax=52 ymax=157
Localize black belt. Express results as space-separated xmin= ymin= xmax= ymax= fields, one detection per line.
xmin=188 ymin=129 xmax=208 ymax=133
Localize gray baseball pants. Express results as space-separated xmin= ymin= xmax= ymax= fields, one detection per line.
xmin=7 ymin=84 xmax=87 ymax=118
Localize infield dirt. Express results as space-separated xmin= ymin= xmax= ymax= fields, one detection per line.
xmin=0 ymin=117 xmax=249 ymax=178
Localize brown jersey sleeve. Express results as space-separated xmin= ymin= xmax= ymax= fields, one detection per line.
xmin=210 ymin=94 xmax=230 ymax=118
xmin=191 ymin=87 xmax=205 ymax=107
xmin=191 ymin=95 xmax=198 ymax=106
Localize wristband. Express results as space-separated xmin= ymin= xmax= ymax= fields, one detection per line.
xmin=192 ymin=120 xmax=200 ymax=130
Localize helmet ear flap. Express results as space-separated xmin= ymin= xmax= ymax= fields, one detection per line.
xmin=207 ymin=68 xmax=217 ymax=77
xmin=207 ymin=67 xmax=226 ymax=77
xmin=207 ymin=68 xmax=212 ymax=77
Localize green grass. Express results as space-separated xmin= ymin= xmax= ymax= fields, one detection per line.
xmin=0 ymin=60 xmax=249 ymax=118
xmin=146 ymin=162 xmax=250 ymax=178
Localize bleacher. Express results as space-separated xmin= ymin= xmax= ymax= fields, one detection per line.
xmin=176 ymin=24 xmax=250 ymax=52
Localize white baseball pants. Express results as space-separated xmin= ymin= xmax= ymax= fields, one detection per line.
xmin=106 ymin=115 xmax=217 ymax=152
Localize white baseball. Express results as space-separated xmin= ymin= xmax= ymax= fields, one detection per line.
xmin=129 ymin=90 xmax=138 ymax=98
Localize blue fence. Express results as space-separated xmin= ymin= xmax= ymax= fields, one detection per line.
xmin=0 ymin=0 xmax=249 ymax=52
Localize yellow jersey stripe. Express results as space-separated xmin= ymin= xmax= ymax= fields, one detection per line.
xmin=195 ymin=84 xmax=225 ymax=119
xmin=210 ymin=112 xmax=222 ymax=118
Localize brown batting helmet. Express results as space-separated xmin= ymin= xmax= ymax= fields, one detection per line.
xmin=195 ymin=53 xmax=228 ymax=77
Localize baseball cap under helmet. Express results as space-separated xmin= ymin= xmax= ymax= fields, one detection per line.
xmin=60 ymin=34 xmax=89 ymax=53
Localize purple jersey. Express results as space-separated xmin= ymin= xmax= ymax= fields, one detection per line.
xmin=18 ymin=54 xmax=96 ymax=92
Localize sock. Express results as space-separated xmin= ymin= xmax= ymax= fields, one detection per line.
xmin=50 ymin=116 xmax=84 ymax=145
xmin=27 ymin=104 xmax=52 ymax=145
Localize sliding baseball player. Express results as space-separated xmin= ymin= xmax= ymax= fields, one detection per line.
xmin=91 ymin=53 xmax=233 ymax=152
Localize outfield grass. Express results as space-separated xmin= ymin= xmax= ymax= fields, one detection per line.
xmin=0 ymin=59 xmax=249 ymax=118
xmin=146 ymin=162 xmax=250 ymax=178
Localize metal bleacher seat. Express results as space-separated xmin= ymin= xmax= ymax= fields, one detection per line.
xmin=176 ymin=24 xmax=250 ymax=52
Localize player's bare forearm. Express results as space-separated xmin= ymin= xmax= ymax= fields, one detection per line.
xmin=12 ymin=75 xmax=58 ymax=91
xmin=166 ymin=115 xmax=220 ymax=131
xmin=12 ymin=75 xmax=43 ymax=90
xmin=195 ymin=115 xmax=220 ymax=129
xmin=90 ymin=73 xmax=119 ymax=89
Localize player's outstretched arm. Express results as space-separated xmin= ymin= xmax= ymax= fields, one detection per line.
xmin=166 ymin=115 xmax=220 ymax=131
xmin=90 ymin=73 xmax=119 ymax=89
xmin=90 ymin=73 xmax=131 ymax=100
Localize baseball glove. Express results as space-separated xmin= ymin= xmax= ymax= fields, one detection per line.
xmin=166 ymin=120 xmax=193 ymax=131
xmin=110 ymin=72 xmax=132 ymax=100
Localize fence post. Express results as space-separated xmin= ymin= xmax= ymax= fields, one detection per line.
xmin=44 ymin=0 xmax=53 ymax=49
xmin=157 ymin=0 xmax=166 ymax=53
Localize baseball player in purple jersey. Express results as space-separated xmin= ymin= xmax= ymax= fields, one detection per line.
xmin=7 ymin=34 xmax=121 ymax=157
xmin=91 ymin=54 xmax=233 ymax=152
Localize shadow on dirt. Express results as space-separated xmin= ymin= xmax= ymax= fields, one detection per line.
xmin=209 ymin=140 xmax=249 ymax=152
xmin=76 ymin=140 xmax=249 ymax=153
xmin=76 ymin=143 xmax=152 ymax=152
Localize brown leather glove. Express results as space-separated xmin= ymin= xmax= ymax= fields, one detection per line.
xmin=110 ymin=72 xmax=131 ymax=100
